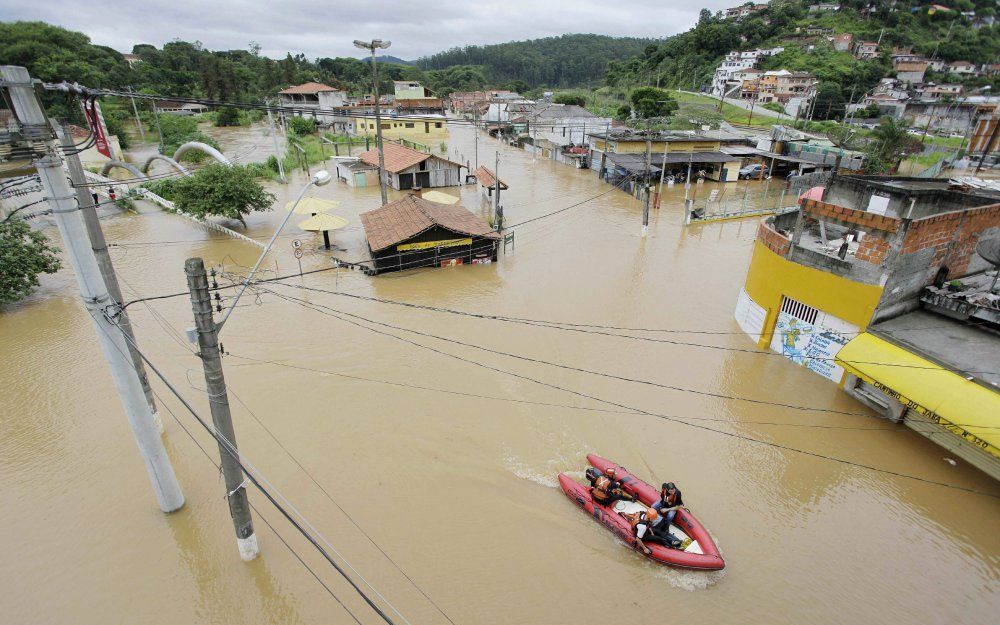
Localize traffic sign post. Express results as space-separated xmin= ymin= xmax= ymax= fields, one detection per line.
xmin=293 ymin=241 xmax=303 ymax=276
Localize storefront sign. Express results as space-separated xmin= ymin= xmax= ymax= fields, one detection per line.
xmin=397 ymin=238 xmax=472 ymax=252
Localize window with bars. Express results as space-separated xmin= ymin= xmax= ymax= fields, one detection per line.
xmin=780 ymin=296 xmax=819 ymax=325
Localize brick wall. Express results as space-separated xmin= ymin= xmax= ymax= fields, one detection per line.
xmin=757 ymin=220 xmax=791 ymax=255
xmin=855 ymin=231 xmax=891 ymax=264
xmin=802 ymin=199 xmax=901 ymax=233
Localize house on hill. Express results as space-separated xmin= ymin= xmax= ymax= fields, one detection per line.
xmin=351 ymin=141 xmax=464 ymax=190
xmin=278 ymin=82 xmax=348 ymax=124
xmin=360 ymin=195 xmax=500 ymax=274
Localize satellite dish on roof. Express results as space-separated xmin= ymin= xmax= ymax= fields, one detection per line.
xmin=976 ymin=237 xmax=1000 ymax=266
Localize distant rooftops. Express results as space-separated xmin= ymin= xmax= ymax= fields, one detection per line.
xmin=279 ymin=82 xmax=340 ymax=95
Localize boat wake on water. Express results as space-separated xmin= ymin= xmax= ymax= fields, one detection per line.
xmin=653 ymin=563 xmax=726 ymax=591
xmin=503 ymin=444 xmax=587 ymax=488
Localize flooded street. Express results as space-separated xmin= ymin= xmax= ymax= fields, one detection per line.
xmin=2 ymin=121 xmax=998 ymax=625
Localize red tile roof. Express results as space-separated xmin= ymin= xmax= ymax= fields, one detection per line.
xmin=474 ymin=166 xmax=508 ymax=190
xmin=359 ymin=142 xmax=432 ymax=173
xmin=279 ymin=82 xmax=339 ymax=94
xmin=361 ymin=195 xmax=500 ymax=252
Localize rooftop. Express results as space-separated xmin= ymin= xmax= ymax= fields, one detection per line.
xmin=279 ymin=82 xmax=340 ymax=95
xmin=360 ymin=195 xmax=501 ymax=252
xmin=474 ymin=165 xmax=509 ymax=190
xmin=871 ymin=310 xmax=1000 ymax=389
xmin=357 ymin=142 xmax=459 ymax=174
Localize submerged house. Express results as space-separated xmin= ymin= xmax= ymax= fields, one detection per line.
xmin=357 ymin=142 xmax=465 ymax=190
xmin=360 ymin=195 xmax=501 ymax=274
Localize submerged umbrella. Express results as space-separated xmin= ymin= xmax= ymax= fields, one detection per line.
xmin=420 ymin=190 xmax=460 ymax=204
xmin=798 ymin=186 xmax=825 ymax=203
xmin=298 ymin=213 xmax=349 ymax=250
xmin=285 ymin=196 xmax=341 ymax=214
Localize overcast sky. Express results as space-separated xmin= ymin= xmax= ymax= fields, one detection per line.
xmin=1 ymin=0 xmax=735 ymax=60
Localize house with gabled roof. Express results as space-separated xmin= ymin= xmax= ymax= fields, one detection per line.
xmin=347 ymin=141 xmax=465 ymax=190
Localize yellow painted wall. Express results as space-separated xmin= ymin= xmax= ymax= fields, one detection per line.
xmin=353 ymin=117 xmax=449 ymax=142
xmin=596 ymin=139 xmax=722 ymax=154
xmin=742 ymin=239 xmax=884 ymax=350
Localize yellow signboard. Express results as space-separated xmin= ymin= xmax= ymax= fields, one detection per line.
xmin=397 ymin=238 xmax=472 ymax=252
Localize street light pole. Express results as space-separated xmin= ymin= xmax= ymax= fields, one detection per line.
xmin=354 ymin=38 xmax=392 ymax=206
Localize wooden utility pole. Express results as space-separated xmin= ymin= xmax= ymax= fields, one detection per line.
xmin=127 ymin=86 xmax=145 ymax=144
xmin=494 ymin=151 xmax=502 ymax=230
xmin=267 ymin=101 xmax=287 ymax=183
xmin=642 ymin=127 xmax=652 ymax=236
xmin=3 ymin=65 xmax=183 ymax=512
xmin=185 ymin=257 xmax=258 ymax=561
xmin=58 ymin=122 xmax=161 ymax=431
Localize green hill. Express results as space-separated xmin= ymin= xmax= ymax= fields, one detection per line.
xmin=604 ymin=0 xmax=999 ymax=119
xmin=416 ymin=34 xmax=658 ymax=88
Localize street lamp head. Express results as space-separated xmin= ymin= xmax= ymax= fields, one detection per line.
xmin=312 ymin=170 xmax=331 ymax=187
xmin=353 ymin=40 xmax=371 ymax=50
xmin=375 ymin=40 xmax=392 ymax=49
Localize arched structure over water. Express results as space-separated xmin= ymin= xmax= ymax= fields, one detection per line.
xmin=99 ymin=160 xmax=146 ymax=179
xmin=140 ymin=154 xmax=189 ymax=176
xmin=172 ymin=142 xmax=231 ymax=166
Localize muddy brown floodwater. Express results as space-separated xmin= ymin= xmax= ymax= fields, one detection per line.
xmin=2 ymin=121 xmax=998 ymax=625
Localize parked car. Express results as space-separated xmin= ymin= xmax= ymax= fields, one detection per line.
xmin=738 ymin=164 xmax=768 ymax=179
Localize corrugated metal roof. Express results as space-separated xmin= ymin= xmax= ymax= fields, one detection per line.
xmin=279 ymin=82 xmax=339 ymax=94
xmin=361 ymin=195 xmax=500 ymax=252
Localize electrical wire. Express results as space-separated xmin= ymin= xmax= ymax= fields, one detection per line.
xmin=267 ymin=282 xmax=1000 ymax=376
xmin=255 ymin=289 xmax=1000 ymax=498
xmin=96 ymin=313 xmax=406 ymax=625
xmin=147 ymin=385 xmax=365 ymax=625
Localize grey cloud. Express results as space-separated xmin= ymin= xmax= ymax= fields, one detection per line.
xmin=0 ymin=0 xmax=736 ymax=59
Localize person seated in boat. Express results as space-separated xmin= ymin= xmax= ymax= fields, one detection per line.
xmin=591 ymin=467 xmax=634 ymax=506
xmin=651 ymin=482 xmax=684 ymax=526
xmin=629 ymin=507 xmax=683 ymax=553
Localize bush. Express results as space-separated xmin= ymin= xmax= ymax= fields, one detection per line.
xmin=554 ymin=93 xmax=586 ymax=106
xmin=215 ymin=107 xmax=241 ymax=126
xmin=439 ymin=142 xmax=447 ymax=153
xmin=0 ymin=218 xmax=61 ymax=304
xmin=288 ymin=116 xmax=317 ymax=136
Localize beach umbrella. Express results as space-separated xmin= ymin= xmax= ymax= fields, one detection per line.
xmin=298 ymin=213 xmax=348 ymax=249
xmin=798 ymin=186 xmax=825 ymax=203
xmin=421 ymin=190 xmax=460 ymax=204
xmin=285 ymin=196 xmax=340 ymax=214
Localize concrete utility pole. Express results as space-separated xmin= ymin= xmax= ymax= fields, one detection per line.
xmin=58 ymin=122 xmax=161 ymax=432
xmin=267 ymin=101 xmax=287 ymax=183
xmin=185 ymin=257 xmax=258 ymax=561
xmin=2 ymin=65 xmax=183 ymax=512
xmin=127 ymin=86 xmax=145 ymax=144
xmin=474 ymin=107 xmax=479 ymax=172
xmin=354 ymin=38 xmax=391 ymax=206
xmin=150 ymin=99 xmax=164 ymax=150
xmin=656 ymin=139 xmax=669 ymax=208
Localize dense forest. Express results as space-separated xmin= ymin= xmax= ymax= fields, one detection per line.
xmin=605 ymin=0 xmax=1000 ymax=119
xmin=416 ymin=34 xmax=658 ymax=88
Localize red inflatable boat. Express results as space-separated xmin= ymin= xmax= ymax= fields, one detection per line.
xmin=558 ymin=454 xmax=724 ymax=570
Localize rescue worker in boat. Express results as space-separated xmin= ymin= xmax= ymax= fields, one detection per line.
xmin=591 ymin=467 xmax=634 ymax=506
xmin=628 ymin=507 xmax=660 ymax=555
xmin=651 ymin=482 xmax=684 ymax=526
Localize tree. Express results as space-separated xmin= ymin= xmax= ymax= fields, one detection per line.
xmin=629 ymin=87 xmax=678 ymax=120
xmin=812 ymin=83 xmax=846 ymax=121
xmin=156 ymin=164 xmax=275 ymax=227
xmin=864 ymin=117 xmax=923 ymax=174
xmin=0 ymin=218 xmax=61 ymax=304
xmin=287 ymin=116 xmax=316 ymax=136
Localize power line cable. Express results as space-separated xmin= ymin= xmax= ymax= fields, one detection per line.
xmin=256 ymin=290 xmax=999 ymax=498
xmin=148 ymin=385 xmax=365 ymax=625
xmin=95 ymin=312 xmax=405 ymax=625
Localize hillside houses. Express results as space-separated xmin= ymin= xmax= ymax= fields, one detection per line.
xmin=710 ymin=46 xmax=785 ymax=97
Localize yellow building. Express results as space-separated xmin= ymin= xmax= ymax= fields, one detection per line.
xmin=736 ymin=175 xmax=1000 ymax=480
xmin=589 ymin=130 xmax=743 ymax=183
xmin=353 ymin=115 xmax=449 ymax=143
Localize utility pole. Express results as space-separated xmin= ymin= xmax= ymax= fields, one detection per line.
xmin=127 ymin=86 xmax=145 ymax=144
xmin=267 ymin=101 xmax=287 ymax=183
xmin=2 ymin=65 xmax=184 ymax=512
xmin=354 ymin=39 xmax=391 ymax=206
xmin=474 ymin=107 xmax=479 ymax=172
xmin=493 ymin=151 xmax=501 ymax=230
xmin=642 ymin=126 xmax=652 ymax=236
xmin=150 ymin=99 xmax=164 ymax=151
xmin=656 ymin=139 xmax=669 ymax=207
xmin=185 ymin=257 xmax=258 ymax=561
xmin=58 ymin=122 xmax=162 ymax=432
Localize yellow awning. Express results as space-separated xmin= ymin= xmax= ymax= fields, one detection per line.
xmin=298 ymin=213 xmax=349 ymax=232
xmin=836 ymin=333 xmax=1000 ymax=459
